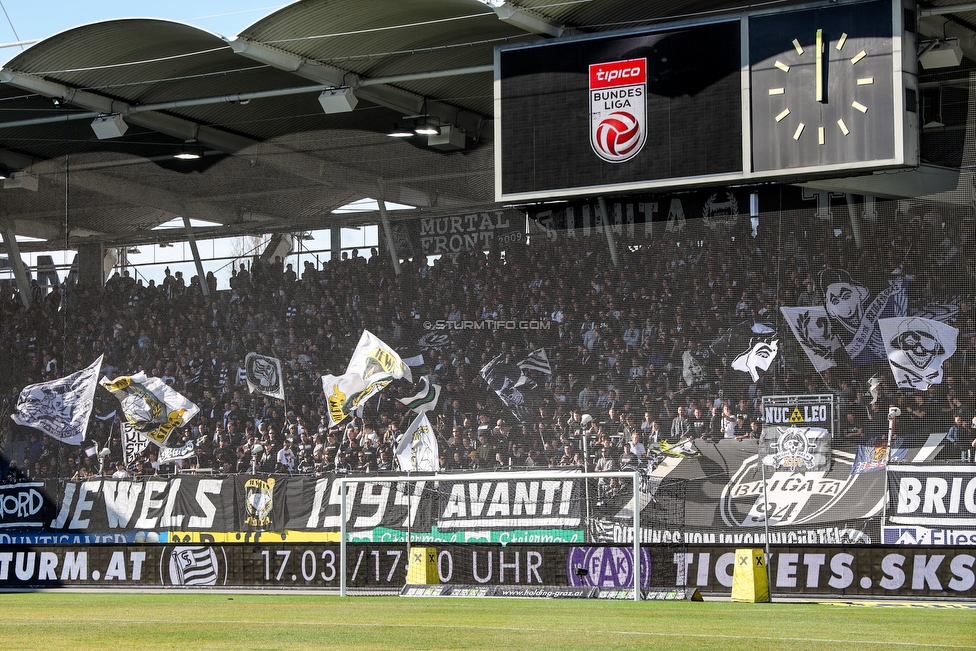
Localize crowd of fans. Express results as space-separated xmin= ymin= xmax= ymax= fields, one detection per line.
xmin=2 ymin=208 xmax=976 ymax=484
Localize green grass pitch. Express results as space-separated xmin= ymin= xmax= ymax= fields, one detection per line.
xmin=1 ymin=592 xmax=973 ymax=650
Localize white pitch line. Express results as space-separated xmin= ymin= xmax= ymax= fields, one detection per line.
xmin=2 ymin=619 xmax=974 ymax=649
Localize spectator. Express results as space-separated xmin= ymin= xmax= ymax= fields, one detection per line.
xmin=670 ymin=406 xmax=691 ymax=442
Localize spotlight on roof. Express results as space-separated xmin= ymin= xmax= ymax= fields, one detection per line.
xmin=318 ymin=87 xmax=358 ymax=114
xmin=919 ymin=38 xmax=963 ymax=69
xmin=4 ymin=172 xmax=38 ymax=191
xmin=427 ymin=124 xmax=466 ymax=151
xmin=387 ymin=121 xmax=415 ymax=138
xmin=174 ymin=141 xmax=203 ymax=160
xmin=90 ymin=113 xmax=128 ymax=139
xmin=414 ymin=118 xmax=440 ymax=136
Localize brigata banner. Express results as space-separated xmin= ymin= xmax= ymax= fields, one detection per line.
xmin=0 ymin=543 xmax=971 ymax=599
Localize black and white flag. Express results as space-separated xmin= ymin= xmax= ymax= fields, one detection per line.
xmin=518 ymin=348 xmax=551 ymax=376
xmin=681 ymin=350 xmax=706 ymax=387
xmin=481 ymin=353 xmax=537 ymax=423
xmin=397 ymin=376 xmax=441 ymax=414
xmin=780 ymin=306 xmax=842 ymax=372
xmin=244 ymin=353 xmax=285 ymax=400
xmin=727 ymin=323 xmax=779 ymax=382
xmin=12 ymin=355 xmax=102 ymax=445
xmin=159 ymin=439 xmax=198 ymax=464
xmin=878 ymin=317 xmax=957 ymax=391
xmin=120 ymin=420 xmax=146 ymax=466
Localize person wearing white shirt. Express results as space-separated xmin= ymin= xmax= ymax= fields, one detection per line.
xmin=722 ymin=407 xmax=737 ymax=439
xmin=629 ymin=432 xmax=646 ymax=459
xmin=276 ymin=439 xmax=296 ymax=472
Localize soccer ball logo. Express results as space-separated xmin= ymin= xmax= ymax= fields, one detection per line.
xmin=594 ymin=111 xmax=642 ymax=161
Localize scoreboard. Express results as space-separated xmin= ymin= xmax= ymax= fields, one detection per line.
xmin=495 ymin=0 xmax=917 ymax=201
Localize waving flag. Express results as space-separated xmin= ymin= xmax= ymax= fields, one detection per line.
xmin=721 ymin=322 xmax=779 ymax=382
xmin=348 ymin=330 xmax=412 ymax=384
xmin=515 ymin=348 xmax=552 ymax=388
xmin=518 ymin=348 xmax=551 ymax=376
xmin=878 ymin=317 xmax=957 ymax=391
xmin=244 ymin=353 xmax=285 ymax=400
xmin=681 ymin=350 xmax=706 ymax=387
xmin=397 ymin=376 xmax=441 ymax=414
xmin=100 ymin=372 xmax=199 ymax=446
xmin=12 ymin=355 xmax=103 ymax=445
xmin=321 ymin=372 xmax=368 ymax=427
xmin=481 ymin=353 xmax=538 ymax=422
xmin=780 ymin=306 xmax=842 ymax=372
xmin=395 ymin=412 xmax=439 ymax=472
xmin=346 ymin=330 xmax=412 ymax=408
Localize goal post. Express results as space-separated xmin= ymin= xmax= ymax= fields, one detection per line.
xmin=338 ymin=469 xmax=643 ymax=600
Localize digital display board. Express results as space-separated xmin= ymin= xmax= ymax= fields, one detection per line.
xmin=494 ymin=0 xmax=916 ymax=202
xmin=496 ymin=20 xmax=743 ymax=200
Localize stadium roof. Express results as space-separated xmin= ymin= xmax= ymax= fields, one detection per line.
xmin=0 ymin=0 xmax=973 ymax=252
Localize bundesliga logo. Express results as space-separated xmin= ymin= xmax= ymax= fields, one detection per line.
xmin=589 ymin=58 xmax=646 ymax=163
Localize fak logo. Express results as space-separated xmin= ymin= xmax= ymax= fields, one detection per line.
xmin=566 ymin=546 xmax=651 ymax=589
xmin=589 ymin=58 xmax=646 ymax=163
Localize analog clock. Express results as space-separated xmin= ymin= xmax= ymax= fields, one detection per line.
xmin=750 ymin=0 xmax=897 ymax=172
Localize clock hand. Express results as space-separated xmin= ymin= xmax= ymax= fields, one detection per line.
xmin=815 ymin=28 xmax=824 ymax=103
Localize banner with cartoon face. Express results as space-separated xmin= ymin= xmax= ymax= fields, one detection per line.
xmin=878 ymin=317 xmax=958 ymax=390
xmin=781 ymin=271 xmax=907 ymax=371
xmin=726 ymin=323 xmax=779 ymax=382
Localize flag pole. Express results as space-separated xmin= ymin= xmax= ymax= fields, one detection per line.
xmin=881 ymin=407 xmax=899 ymax=528
xmin=99 ymin=418 xmax=115 ymax=476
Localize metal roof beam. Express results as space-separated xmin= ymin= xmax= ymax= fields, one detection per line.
xmin=0 ymin=218 xmax=33 ymax=307
xmin=226 ymin=38 xmax=488 ymax=134
xmin=7 ymin=219 xmax=63 ymax=242
xmin=491 ymin=3 xmax=564 ymax=37
xmin=0 ymin=69 xmax=256 ymax=153
xmin=919 ymin=3 xmax=976 ymax=16
xmin=70 ymin=170 xmax=242 ymax=226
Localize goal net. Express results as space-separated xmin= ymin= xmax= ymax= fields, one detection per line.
xmin=337 ymin=469 xmax=687 ymax=599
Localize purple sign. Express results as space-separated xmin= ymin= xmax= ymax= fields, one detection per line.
xmin=566 ymin=546 xmax=652 ymax=588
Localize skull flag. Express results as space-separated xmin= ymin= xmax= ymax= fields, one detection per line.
xmin=878 ymin=317 xmax=957 ymax=391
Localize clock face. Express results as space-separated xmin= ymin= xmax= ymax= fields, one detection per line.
xmin=750 ymin=0 xmax=896 ymax=172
